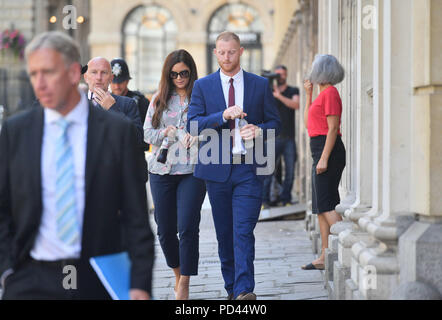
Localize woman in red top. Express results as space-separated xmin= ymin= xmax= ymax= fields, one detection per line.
xmin=302 ymin=54 xmax=346 ymax=271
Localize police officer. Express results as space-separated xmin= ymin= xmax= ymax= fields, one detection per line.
xmin=110 ymin=58 xmax=150 ymax=151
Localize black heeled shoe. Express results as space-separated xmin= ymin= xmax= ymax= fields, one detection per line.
xmin=301 ymin=262 xmax=325 ymax=270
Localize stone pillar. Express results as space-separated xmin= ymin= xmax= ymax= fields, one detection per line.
xmin=393 ymin=0 xmax=442 ymax=300
xmin=331 ymin=0 xmax=377 ymax=300
xmin=352 ymin=0 xmax=416 ymax=300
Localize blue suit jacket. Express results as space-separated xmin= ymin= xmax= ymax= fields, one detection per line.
xmin=187 ymin=70 xmax=281 ymax=183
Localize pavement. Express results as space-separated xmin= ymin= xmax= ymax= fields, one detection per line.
xmin=151 ymin=194 xmax=328 ymax=300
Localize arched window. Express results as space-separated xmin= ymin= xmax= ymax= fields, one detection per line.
xmin=207 ymin=3 xmax=264 ymax=75
xmin=122 ymin=5 xmax=177 ymax=93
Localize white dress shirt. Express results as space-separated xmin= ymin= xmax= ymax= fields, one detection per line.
xmin=30 ymin=92 xmax=89 ymax=261
xmin=88 ymin=90 xmax=98 ymax=106
xmin=220 ymin=68 xmax=246 ymax=155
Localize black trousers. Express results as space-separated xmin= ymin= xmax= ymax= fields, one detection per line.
xmin=149 ymin=173 xmax=206 ymax=276
xmin=2 ymin=258 xmax=111 ymax=300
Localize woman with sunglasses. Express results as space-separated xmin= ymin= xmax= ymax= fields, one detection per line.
xmin=144 ymin=50 xmax=206 ymax=300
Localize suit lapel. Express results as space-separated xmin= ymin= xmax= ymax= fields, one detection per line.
xmin=213 ymin=70 xmax=227 ymax=111
xmin=85 ymin=102 xmax=106 ymax=196
xmin=29 ymin=107 xmax=44 ymax=222
xmin=242 ymin=70 xmax=255 ymax=117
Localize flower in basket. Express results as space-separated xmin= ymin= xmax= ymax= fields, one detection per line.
xmin=1 ymin=29 xmax=26 ymax=59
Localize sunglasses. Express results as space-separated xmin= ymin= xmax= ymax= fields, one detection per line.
xmin=170 ymin=70 xmax=190 ymax=79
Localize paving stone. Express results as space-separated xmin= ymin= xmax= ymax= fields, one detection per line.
xmin=151 ymin=207 xmax=328 ymax=300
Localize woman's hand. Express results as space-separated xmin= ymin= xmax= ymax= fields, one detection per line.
xmin=163 ymin=125 xmax=177 ymax=138
xmin=304 ymin=80 xmax=313 ymax=97
xmin=303 ymin=80 xmax=313 ymax=129
xmin=316 ymin=158 xmax=328 ymax=175
xmin=182 ymin=133 xmax=198 ymax=148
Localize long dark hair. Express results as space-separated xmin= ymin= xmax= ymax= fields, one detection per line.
xmin=152 ymin=49 xmax=198 ymax=128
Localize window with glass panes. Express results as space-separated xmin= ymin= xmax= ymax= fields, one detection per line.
xmin=207 ymin=3 xmax=263 ymax=76
xmin=122 ymin=5 xmax=177 ymax=94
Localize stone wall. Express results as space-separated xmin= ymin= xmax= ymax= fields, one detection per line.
xmin=89 ymin=0 xmax=276 ymax=80
xmin=273 ymin=0 xmax=442 ymax=300
xmin=0 ymin=0 xmax=90 ymax=116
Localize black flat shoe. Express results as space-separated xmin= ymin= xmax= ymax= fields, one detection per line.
xmin=301 ymin=263 xmax=325 ymax=270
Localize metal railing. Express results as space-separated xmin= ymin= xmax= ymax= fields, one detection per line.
xmin=0 ymin=67 xmax=36 ymax=121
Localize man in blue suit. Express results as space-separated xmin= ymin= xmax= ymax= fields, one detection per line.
xmin=187 ymin=31 xmax=281 ymax=300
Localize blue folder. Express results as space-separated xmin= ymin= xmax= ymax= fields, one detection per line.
xmin=89 ymin=252 xmax=131 ymax=300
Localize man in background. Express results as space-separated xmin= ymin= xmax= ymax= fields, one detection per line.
xmin=110 ymin=58 xmax=150 ymax=152
xmin=83 ymin=57 xmax=144 ymax=147
xmin=262 ymin=65 xmax=300 ymax=208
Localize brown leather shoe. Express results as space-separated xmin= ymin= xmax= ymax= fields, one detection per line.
xmin=236 ymin=292 xmax=257 ymax=300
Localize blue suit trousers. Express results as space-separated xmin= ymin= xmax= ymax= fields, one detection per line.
xmin=205 ymin=164 xmax=263 ymax=298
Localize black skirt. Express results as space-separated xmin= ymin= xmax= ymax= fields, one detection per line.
xmin=310 ymin=135 xmax=346 ymax=214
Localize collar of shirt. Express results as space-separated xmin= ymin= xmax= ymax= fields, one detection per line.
xmin=44 ymin=91 xmax=89 ymax=127
xmin=220 ymin=68 xmax=243 ymax=85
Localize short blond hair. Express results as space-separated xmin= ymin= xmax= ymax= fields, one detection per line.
xmin=216 ymin=31 xmax=241 ymax=45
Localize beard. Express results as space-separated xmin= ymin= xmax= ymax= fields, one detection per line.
xmin=219 ymin=60 xmax=240 ymax=73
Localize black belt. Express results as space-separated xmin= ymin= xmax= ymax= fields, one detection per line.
xmin=30 ymin=258 xmax=80 ymax=268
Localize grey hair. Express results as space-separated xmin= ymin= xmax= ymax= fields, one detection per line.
xmin=309 ymin=54 xmax=345 ymax=85
xmin=25 ymin=31 xmax=80 ymax=66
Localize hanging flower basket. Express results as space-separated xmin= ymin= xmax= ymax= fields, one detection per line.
xmin=0 ymin=29 xmax=26 ymax=60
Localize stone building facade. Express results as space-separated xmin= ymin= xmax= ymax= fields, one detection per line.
xmin=1 ymin=0 xmax=286 ymax=112
xmin=89 ymin=0 xmax=277 ymax=94
xmin=1 ymin=0 xmax=441 ymax=300
xmin=275 ymin=0 xmax=442 ymax=300
xmin=0 ymin=0 xmax=90 ymax=116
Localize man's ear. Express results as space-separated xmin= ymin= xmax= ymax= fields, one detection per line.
xmin=83 ymin=69 xmax=89 ymax=83
xmin=239 ymin=47 xmax=244 ymax=56
xmin=69 ymin=62 xmax=82 ymax=85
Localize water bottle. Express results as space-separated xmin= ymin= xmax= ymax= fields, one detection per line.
xmin=157 ymin=137 xmax=170 ymax=164
xmin=238 ymin=118 xmax=254 ymax=149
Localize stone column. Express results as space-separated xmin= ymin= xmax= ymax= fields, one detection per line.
xmin=333 ymin=0 xmax=377 ymax=300
xmin=392 ymin=0 xmax=442 ymax=300
xmin=301 ymin=0 xmax=322 ymax=257
xmin=352 ymin=0 xmax=416 ymax=300
xmin=317 ymin=0 xmax=339 ymax=295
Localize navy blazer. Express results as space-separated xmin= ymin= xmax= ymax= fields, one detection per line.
xmin=187 ymin=70 xmax=281 ymax=183
xmin=108 ymin=94 xmax=144 ymax=146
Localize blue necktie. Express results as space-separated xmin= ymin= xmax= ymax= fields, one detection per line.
xmin=55 ymin=118 xmax=80 ymax=246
